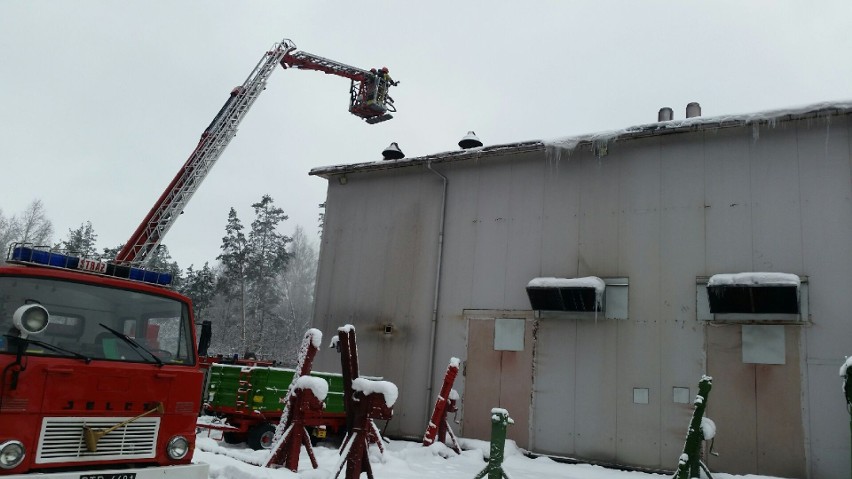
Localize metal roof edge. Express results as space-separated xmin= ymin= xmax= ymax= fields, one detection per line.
xmin=310 ymin=100 xmax=852 ymax=178
xmin=545 ymin=100 xmax=852 ymax=153
xmin=309 ymin=141 xmax=545 ymax=177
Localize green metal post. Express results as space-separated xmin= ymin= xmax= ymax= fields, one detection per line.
xmin=843 ymin=361 xmax=852 ymax=479
xmin=674 ymin=375 xmax=713 ymax=479
xmin=473 ymin=408 xmax=513 ymax=479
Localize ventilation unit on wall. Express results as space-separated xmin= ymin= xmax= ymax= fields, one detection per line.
xmin=697 ymin=272 xmax=808 ymax=322
xmin=526 ymin=276 xmax=628 ymax=319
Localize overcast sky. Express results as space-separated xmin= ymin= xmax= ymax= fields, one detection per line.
xmin=2 ymin=1 xmax=850 ymax=269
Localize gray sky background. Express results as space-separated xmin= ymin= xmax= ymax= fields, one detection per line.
xmin=2 ymin=1 xmax=850 ymax=269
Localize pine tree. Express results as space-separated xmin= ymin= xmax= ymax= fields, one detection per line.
xmin=102 ymin=244 xmax=123 ymax=261
xmin=246 ymin=195 xmax=291 ymax=354
xmin=141 ymin=244 xmax=182 ymax=288
xmin=217 ymin=207 xmax=249 ymax=353
xmin=181 ymin=262 xmax=216 ymax=320
xmin=62 ymin=221 xmax=99 ymax=256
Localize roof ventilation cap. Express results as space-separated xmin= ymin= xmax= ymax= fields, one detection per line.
xmin=458 ymin=131 xmax=483 ymax=149
xmin=382 ymin=142 xmax=405 ymax=160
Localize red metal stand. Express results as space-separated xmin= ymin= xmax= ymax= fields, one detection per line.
xmin=422 ymin=358 xmax=461 ymax=453
xmin=335 ymin=391 xmax=393 ymax=479
xmin=264 ymin=329 xmax=324 ymax=471
xmin=334 ymin=325 xmax=396 ymax=479
xmin=265 ymin=382 xmax=324 ymax=471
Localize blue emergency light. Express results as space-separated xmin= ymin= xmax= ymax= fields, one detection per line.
xmin=8 ymin=245 xmax=173 ymax=286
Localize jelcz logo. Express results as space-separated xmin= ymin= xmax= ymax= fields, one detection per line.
xmin=80 ymin=474 xmax=136 ymax=479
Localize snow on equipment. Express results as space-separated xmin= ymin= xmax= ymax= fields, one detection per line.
xmin=264 ymin=328 xmax=325 ymax=471
xmin=116 ymin=38 xmax=399 ymax=266
xmin=0 ymin=243 xmax=208 ymax=477
xmin=673 ymin=375 xmax=715 ymax=479
xmin=473 ymin=408 xmax=514 ymax=479
xmin=334 ymin=325 xmax=397 ymax=479
xmin=422 ymin=357 xmax=461 ymax=454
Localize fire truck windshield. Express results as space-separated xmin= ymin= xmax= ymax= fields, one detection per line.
xmin=0 ymin=276 xmax=195 ymax=366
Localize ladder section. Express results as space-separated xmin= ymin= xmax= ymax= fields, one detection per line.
xmin=116 ymin=40 xmax=296 ymax=264
xmin=282 ymin=51 xmax=371 ymax=81
xmin=235 ymin=367 xmax=253 ymax=413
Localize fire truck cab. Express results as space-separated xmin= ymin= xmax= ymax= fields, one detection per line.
xmin=0 ymin=245 xmax=208 ymax=478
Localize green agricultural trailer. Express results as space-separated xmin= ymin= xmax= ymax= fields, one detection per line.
xmin=198 ymin=362 xmax=347 ymax=449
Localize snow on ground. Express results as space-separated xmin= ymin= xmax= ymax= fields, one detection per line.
xmin=193 ymin=436 xmax=787 ymax=479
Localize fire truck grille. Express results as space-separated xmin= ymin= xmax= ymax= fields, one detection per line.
xmin=36 ymin=416 xmax=160 ymax=464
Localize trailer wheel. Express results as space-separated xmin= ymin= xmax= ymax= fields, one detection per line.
xmin=247 ymin=423 xmax=276 ymax=450
xmin=222 ymin=432 xmax=243 ymax=444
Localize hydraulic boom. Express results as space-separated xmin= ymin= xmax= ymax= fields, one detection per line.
xmin=115 ymin=39 xmax=397 ymax=265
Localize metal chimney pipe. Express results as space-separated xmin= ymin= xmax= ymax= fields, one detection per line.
xmin=686 ymin=102 xmax=702 ymax=118
xmin=658 ymin=107 xmax=673 ymax=122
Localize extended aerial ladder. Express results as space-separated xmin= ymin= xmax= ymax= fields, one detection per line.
xmin=115 ymin=39 xmax=398 ymax=265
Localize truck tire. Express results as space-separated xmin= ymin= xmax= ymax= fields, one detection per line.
xmin=222 ymin=432 xmax=243 ymax=444
xmin=247 ymin=423 xmax=276 ymax=450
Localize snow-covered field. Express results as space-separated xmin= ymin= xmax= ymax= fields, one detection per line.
xmin=194 ymin=436 xmax=784 ymax=479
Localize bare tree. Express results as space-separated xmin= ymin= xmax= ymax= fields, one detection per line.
xmin=18 ymin=200 xmax=53 ymax=246
xmin=0 ymin=209 xmax=22 ymax=255
xmin=277 ymin=225 xmax=318 ymax=362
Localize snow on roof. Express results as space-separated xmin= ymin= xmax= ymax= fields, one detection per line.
xmin=545 ymin=101 xmax=852 ymax=159
xmin=352 ymin=377 xmax=399 ymax=407
xmin=310 ymin=101 xmax=852 ymax=177
xmin=707 ymin=272 xmax=800 ymax=287
xmin=528 ymin=276 xmax=605 ymax=292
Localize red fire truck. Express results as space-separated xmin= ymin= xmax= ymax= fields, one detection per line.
xmin=0 ymin=244 xmax=209 ymax=478
xmin=0 ymin=37 xmax=398 ymax=477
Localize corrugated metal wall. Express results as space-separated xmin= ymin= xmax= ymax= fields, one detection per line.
xmin=312 ymin=113 xmax=852 ymax=477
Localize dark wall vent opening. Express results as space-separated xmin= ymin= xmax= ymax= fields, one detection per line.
xmin=526 ymin=287 xmax=601 ymax=312
xmin=707 ymin=285 xmax=799 ymax=314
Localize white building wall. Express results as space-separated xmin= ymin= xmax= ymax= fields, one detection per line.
xmin=312 ymin=112 xmax=852 ymax=477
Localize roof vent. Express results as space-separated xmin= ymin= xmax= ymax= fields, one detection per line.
xmin=458 ymin=131 xmax=483 ymax=149
xmin=526 ymin=277 xmax=605 ymax=312
xmin=658 ymin=107 xmax=673 ymax=122
xmin=382 ymin=142 xmax=405 ymax=160
xmin=686 ymin=102 xmax=702 ymax=118
xmin=707 ymin=273 xmax=800 ymax=314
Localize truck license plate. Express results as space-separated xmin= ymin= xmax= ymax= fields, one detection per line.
xmin=80 ymin=474 xmax=137 ymax=479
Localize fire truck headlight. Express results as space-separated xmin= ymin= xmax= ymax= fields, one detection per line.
xmin=0 ymin=440 xmax=25 ymax=469
xmin=13 ymin=304 xmax=49 ymax=338
xmin=166 ymin=436 xmax=189 ymax=460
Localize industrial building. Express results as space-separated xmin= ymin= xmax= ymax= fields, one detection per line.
xmin=309 ymin=101 xmax=852 ymax=478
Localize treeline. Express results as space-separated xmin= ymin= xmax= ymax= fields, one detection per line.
xmin=0 ymin=195 xmax=317 ymax=365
